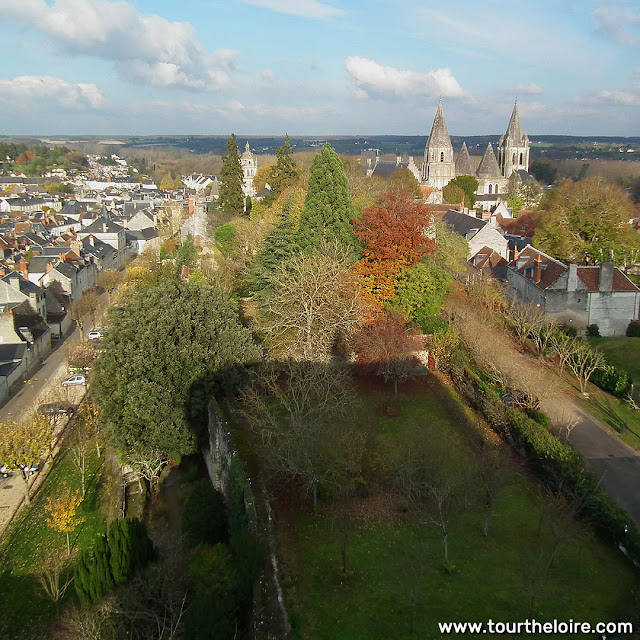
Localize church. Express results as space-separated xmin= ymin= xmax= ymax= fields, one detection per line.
xmin=418 ymin=101 xmax=531 ymax=209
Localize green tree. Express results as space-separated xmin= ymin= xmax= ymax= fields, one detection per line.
xmin=268 ymin=134 xmax=298 ymax=197
xmin=92 ymin=280 xmax=261 ymax=463
xmin=431 ymin=222 xmax=470 ymax=275
xmin=449 ymin=175 xmax=478 ymax=208
xmin=386 ymin=262 xmax=451 ymax=332
xmin=533 ymin=177 xmax=638 ymax=264
xmin=297 ymin=144 xmax=357 ymax=254
xmin=247 ymin=201 xmax=299 ymax=292
xmin=176 ymin=233 xmax=198 ymax=269
xmin=388 ymin=167 xmax=421 ymax=198
xmin=529 ymin=158 xmax=558 ymax=185
xmin=219 ymin=134 xmax=245 ymax=218
xmin=182 ymin=481 xmax=228 ymax=548
xmin=214 ymin=223 xmax=236 ymax=253
xmin=442 ymin=183 xmax=465 ymax=205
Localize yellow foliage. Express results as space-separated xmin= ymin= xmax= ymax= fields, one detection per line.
xmin=46 ymin=482 xmax=86 ymax=535
xmin=0 ymin=417 xmax=51 ymax=472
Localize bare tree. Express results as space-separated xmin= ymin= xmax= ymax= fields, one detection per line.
xmin=67 ymin=341 xmax=96 ymax=372
xmin=97 ymin=269 xmax=122 ymax=304
xmin=127 ymin=448 xmax=168 ymax=494
xmin=427 ymin=326 xmax=459 ymax=372
xmin=69 ymin=289 xmax=101 ymax=338
xmin=567 ymin=342 xmax=606 ymax=394
xmin=38 ymin=549 xmax=75 ymax=606
xmin=474 ymin=444 xmax=511 ymax=538
xmin=504 ymin=301 xmax=546 ymax=347
xmin=548 ymin=331 xmax=579 ymax=374
xmin=240 ymin=362 xmax=363 ymax=510
xmin=257 ymin=241 xmax=369 ymax=362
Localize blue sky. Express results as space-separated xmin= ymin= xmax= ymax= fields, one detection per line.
xmin=0 ymin=0 xmax=638 ymax=136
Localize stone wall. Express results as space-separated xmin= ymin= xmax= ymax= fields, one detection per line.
xmin=203 ymin=398 xmax=291 ymax=640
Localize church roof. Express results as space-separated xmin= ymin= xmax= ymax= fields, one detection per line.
xmin=476 ymin=143 xmax=501 ymax=178
xmin=500 ymin=102 xmax=527 ymax=146
xmin=425 ymin=101 xmax=453 ymax=152
xmin=455 ymin=142 xmax=474 ymax=175
xmin=241 ymin=141 xmax=254 ymax=158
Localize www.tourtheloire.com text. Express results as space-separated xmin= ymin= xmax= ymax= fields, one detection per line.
xmin=438 ymin=619 xmax=633 ymax=635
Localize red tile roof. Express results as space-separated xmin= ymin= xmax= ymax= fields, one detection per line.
xmin=512 ymin=246 xmax=567 ymax=290
xmin=576 ymin=266 xmax=639 ymax=292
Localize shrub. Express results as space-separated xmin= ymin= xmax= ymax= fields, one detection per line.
xmin=591 ymin=363 xmax=630 ymax=397
xmin=181 ymin=480 xmax=228 ymax=548
xmin=559 ymin=324 xmax=578 ymax=337
xmin=586 ymin=324 xmax=600 ymax=337
xmin=626 ymin=320 xmax=640 ymax=337
xmin=214 ymin=223 xmax=236 ymax=253
xmin=526 ymin=407 xmax=551 ymax=427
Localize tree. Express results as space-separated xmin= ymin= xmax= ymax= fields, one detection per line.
xmin=352 ymin=312 xmax=424 ymax=396
xmin=246 ymin=201 xmax=299 ymax=292
xmin=354 ymin=190 xmax=435 ymax=307
xmin=567 ymin=341 xmax=606 ymax=394
xmin=182 ymin=480 xmax=228 ymax=548
xmin=533 ymin=177 xmax=638 ymax=265
xmin=386 ymin=262 xmax=451 ymax=332
xmin=97 ymin=269 xmax=121 ymax=304
xmin=428 ymin=326 xmax=459 ymax=371
xmin=388 ymin=167 xmax=421 ymax=198
xmin=46 ymin=482 xmax=86 ymax=555
xmin=175 ymin=233 xmax=198 ymax=270
xmin=442 ymin=183 xmax=465 ymax=205
xmin=92 ymin=280 xmax=261 ymax=465
xmin=268 ymin=134 xmax=298 ymax=197
xmin=219 ymin=134 xmax=245 ymax=218
xmin=520 ymin=179 xmax=542 ymax=208
xmin=431 ymin=222 xmax=470 ymax=276
xmin=297 ymin=144 xmax=357 ymax=254
xmin=70 ymin=289 xmax=101 ymax=338
xmin=240 ymin=362 xmax=363 ymax=510
xmin=38 ymin=551 xmax=74 ymax=605
xmin=0 ymin=416 xmax=51 ymax=502
xmin=449 ymin=175 xmax=478 ymax=208
xmin=256 ymin=241 xmax=368 ymax=361
xmin=67 ymin=341 xmax=96 ymax=372
xmin=529 ymin=158 xmax=557 ymax=185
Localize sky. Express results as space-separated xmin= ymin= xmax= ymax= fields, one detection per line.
xmin=0 ymin=0 xmax=639 ymax=137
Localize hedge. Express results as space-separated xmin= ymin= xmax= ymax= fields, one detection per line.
xmin=451 ymin=365 xmax=640 ymax=565
xmin=590 ymin=363 xmax=631 ymax=397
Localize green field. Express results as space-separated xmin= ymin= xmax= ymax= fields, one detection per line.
xmin=278 ymin=375 xmax=637 ymax=640
xmin=0 ymin=440 xmax=119 ymax=638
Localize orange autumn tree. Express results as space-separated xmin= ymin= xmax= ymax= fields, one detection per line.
xmin=354 ymin=191 xmax=434 ymax=314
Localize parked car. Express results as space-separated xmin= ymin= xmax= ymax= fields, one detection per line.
xmin=38 ymin=402 xmax=76 ymax=417
xmin=1 ymin=460 xmax=39 ymax=478
xmin=61 ymin=374 xmax=86 ymax=387
xmin=500 ymin=389 xmax=540 ymax=410
xmin=88 ymin=327 xmax=106 ymax=340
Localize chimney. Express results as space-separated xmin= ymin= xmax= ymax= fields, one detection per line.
xmin=533 ymin=253 xmax=542 ymax=284
xmin=567 ymin=263 xmax=578 ymax=292
xmin=599 ymin=262 xmax=614 ymax=292
xmin=19 ymin=257 xmax=27 ymax=275
xmin=0 ymin=268 xmax=4 ymax=276
xmin=513 ymin=246 xmax=519 ymax=263
xmin=189 ymin=196 xmax=194 ymax=215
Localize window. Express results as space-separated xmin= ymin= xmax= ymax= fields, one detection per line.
xmin=519 ymin=152 xmax=523 ymax=165
xmin=512 ymin=153 xmax=516 ymax=164
xmin=440 ymin=152 xmax=444 ymax=162
xmin=488 ymin=184 xmax=493 ymax=194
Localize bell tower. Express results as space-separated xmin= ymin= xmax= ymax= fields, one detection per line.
xmin=422 ymin=100 xmax=456 ymax=190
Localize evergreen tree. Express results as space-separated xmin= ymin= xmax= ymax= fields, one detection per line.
xmin=297 ymin=143 xmax=357 ymax=254
xmin=269 ymin=134 xmax=298 ymax=197
xmin=219 ymin=134 xmax=245 ymax=218
xmin=75 ymin=533 xmax=115 ymax=605
xmin=247 ymin=201 xmax=299 ymax=292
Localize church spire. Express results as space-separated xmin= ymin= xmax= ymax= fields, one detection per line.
xmin=455 ymin=142 xmax=474 ymax=176
xmin=476 ymin=143 xmax=500 ymax=178
xmin=426 ymin=100 xmax=453 ymax=151
xmin=504 ymin=102 xmax=523 ymax=144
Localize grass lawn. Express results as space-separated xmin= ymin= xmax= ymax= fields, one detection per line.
xmin=586 ymin=337 xmax=640 ymax=450
xmin=277 ymin=375 xmax=637 ymax=640
xmin=0 ymin=442 xmax=119 ymax=639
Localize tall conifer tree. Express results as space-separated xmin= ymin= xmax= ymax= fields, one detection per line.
xmin=219 ymin=133 xmax=245 ymax=217
xmin=297 ymin=143 xmax=357 ymax=254
xmin=269 ymin=134 xmax=298 ymax=196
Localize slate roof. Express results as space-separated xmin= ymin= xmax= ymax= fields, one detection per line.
xmin=476 ymin=143 xmax=501 ymax=178
xmin=371 ymin=161 xmax=409 ymax=180
xmin=2 ymin=271 xmax=43 ymax=295
xmin=503 ymin=102 xmax=524 ymax=144
xmin=0 ymin=343 xmax=27 ymax=362
xmin=425 ymin=101 xmax=453 ymax=153
xmin=442 ymin=209 xmax=487 ymax=239
xmin=28 ymin=255 xmax=56 ymax=274
xmin=81 ymin=217 xmax=124 ymax=234
xmin=455 ymin=142 xmax=474 ymax=176
xmin=577 ymin=266 xmax=639 ymax=293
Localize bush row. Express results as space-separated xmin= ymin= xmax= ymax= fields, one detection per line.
xmin=590 ymin=363 xmax=631 ymax=397
xmin=75 ymin=518 xmax=154 ymax=606
xmin=451 ymin=364 xmax=640 ymax=566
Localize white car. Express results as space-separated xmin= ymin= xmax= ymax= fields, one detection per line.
xmin=88 ymin=327 xmax=106 ymax=340
xmin=1 ymin=461 xmax=39 ymax=478
xmin=61 ymin=374 xmax=86 ymax=387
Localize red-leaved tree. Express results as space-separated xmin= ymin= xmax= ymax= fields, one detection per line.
xmin=352 ymin=312 xmax=424 ymax=396
xmin=354 ymin=191 xmax=434 ymax=310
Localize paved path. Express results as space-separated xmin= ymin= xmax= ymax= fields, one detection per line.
xmin=446 ymin=291 xmax=640 ymax=528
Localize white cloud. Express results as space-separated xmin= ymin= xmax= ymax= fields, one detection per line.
xmin=344 ymin=56 xmax=466 ymax=99
xmin=592 ymin=7 xmax=640 ymax=47
xmin=240 ymin=0 xmax=343 ymax=19
xmin=261 ymin=69 xmax=277 ymax=83
xmin=0 ymin=75 xmax=105 ymax=108
xmin=507 ymin=83 xmax=543 ymax=96
xmin=580 ymin=87 xmax=640 ymax=106
xmin=0 ymin=0 xmax=238 ymax=91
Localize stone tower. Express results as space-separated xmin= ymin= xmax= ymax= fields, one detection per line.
xmin=240 ymin=141 xmax=257 ymax=198
xmin=498 ymin=102 xmax=530 ymax=178
xmin=455 ymin=142 xmax=474 ymax=176
xmin=476 ymin=142 xmax=506 ymax=197
xmin=422 ymin=100 xmax=456 ymax=190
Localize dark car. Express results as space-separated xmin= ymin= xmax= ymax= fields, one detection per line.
xmin=37 ymin=402 xmax=76 ymax=416
xmin=501 ymin=389 xmax=540 ymax=410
